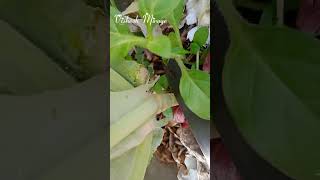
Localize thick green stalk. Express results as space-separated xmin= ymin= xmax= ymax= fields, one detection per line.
xmin=110 ymin=0 xmax=116 ymax=7
xmin=111 ymin=120 xmax=156 ymax=159
xmin=173 ymin=26 xmax=183 ymax=48
xmin=175 ymin=58 xmax=188 ymax=74
xmin=110 ymin=68 xmax=133 ymax=91
xmin=110 ymin=93 xmax=177 ymax=149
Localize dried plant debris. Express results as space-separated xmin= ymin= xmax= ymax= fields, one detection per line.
xmin=178 ymin=126 xmax=210 ymax=180
xmin=155 ymin=121 xmax=187 ymax=167
xmin=155 ymin=120 xmax=210 ymax=180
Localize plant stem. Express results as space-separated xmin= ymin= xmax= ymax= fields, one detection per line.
xmin=110 ymin=0 xmax=116 ymax=7
xmin=146 ymin=23 xmax=153 ymax=40
xmin=175 ymin=58 xmax=187 ymax=74
xmin=196 ymin=51 xmax=200 ymax=70
xmin=173 ymin=26 xmax=183 ymax=48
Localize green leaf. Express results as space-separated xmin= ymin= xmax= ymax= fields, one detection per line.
xmin=217 ymin=0 xmax=320 ymax=179
xmin=111 ymin=7 xmax=171 ymax=64
xmin=172 ymin=47 xmax=190 ymax=56
xmin=110 ymin=68 xmax=133 ymax=91
xmin=191 ymin=64 xmax=196 ymax=70
xmin=138 ymin=0 xmax=180 ymax=20
xmin=168 ymin=32 xmax=181 ymax=48
xmin=110 ymin=34 xmax=142 ymax=64
xmin=163 ymin=107 xmax=173 ymax=120
xmin=190 ymin=42 xmax=201 ymax=54
xmin=110 ymin=84 xmax=177 ymax=148
xmin=110 ymin=82 xmax=177 ymax=180
xmin=166 ymin=0 xmax=185 ymax=48
xmin=111 ymin=119 xmax=160 ymax=160
xmin=110 ymin=7 xmax=147 ymax=66
xmin=177 ymin=60 xmax=210 ymax=120
xmin=110 ymin=6 xmax=130 ymax=34
xmin=135 ymin=47 xmax=146 ymax=63
xmin=111 ymin=133 xmax=154 ymax=180
xmin=152 ymin=75 xmax=169 ymax=93
xmin=113 ymin=60 xmax=149 ymax=87
xmin=110 ymin=32 xmax=146 ymax=66
xmin=146 ymin=35 xmax=171 ymax=58
xmin=0 ymin=20 xmax=75 ymax=95
xmin=110 ymin=34 xmax=171 ymax=66
xmin=193 ymin=27 xmax=209 ymax=47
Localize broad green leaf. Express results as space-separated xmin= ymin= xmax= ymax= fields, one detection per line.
xmin=168 ymin=32 xmax=181 ymax=48
xmin=163 ymin=107 xmax=173 ymax=120
xmin=110 ymin=6 xmax=146 ymax=66
xmin=152 ymin=75 xmax=169 ymax=93
xmin=111 ymin=6 xmax=171 ymax=64
xmin=135 ymin=47 xmax=147 ymax=63
xmin=191 ymin=64 xmax=196 ymax=70
xmin=111 ymin=34 xmax=171 ymax=65
xmin=111 ymin=111 xmax=168 ymax=161
xmin=166 ymin=0 xmax=185 ymax=48
xmin=113 ymin=60 xmax=149 ymax=87
xmin=110 ymin=84 xmax=177 ymax=148
xmin=110 ymin=32 xmax=146 ymax=66
xmin=111 ymin=119 xmax=160 ymax=159
xmin=110 ymin=83 xmax=177 ymax=180
xmin=0 ymin=20 xmax=75 ymax=95
xmin=110 ymin=68 xmax=133 ymax=91
xmin=218 ymin=0 xmax=320 ymax=179
xmin=110 ymin=6 xmax=130 ymax=34
xmin=190 ymin=42 xmax=201 ymax=54
xmin=0 ymin=0 xmax=107 ymax=78
xmin=146 ymin=35 xmax=172 ymax=58
xmin=110 ymin=84 xmax=152 ymax=124
xmin=139 ymin=0 xmax=181 ymax=36
xmin=172 ymin=47 xmax=190 ymax=56
xmin=193 ymin=27 xmax=209 ymax=47
xmin=177 ymin=60 xmax=210 ymax=120
xmin=138 ymin=0 xmax=180 ymax=20
xmin=111 ymin=133 xmax=153 ymax=180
